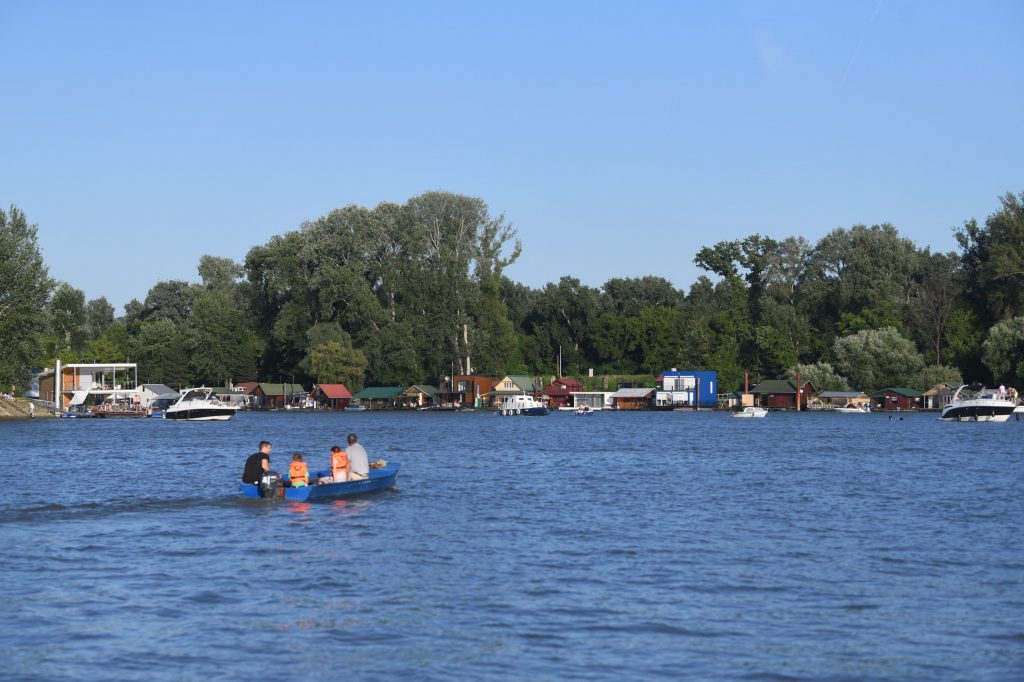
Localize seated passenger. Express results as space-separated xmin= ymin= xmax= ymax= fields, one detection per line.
xmin=346 ymin=433 xmax=369 ymax=480
xmin=330 ymin=445 xmax=349 ymax=483
xmin=288 ymin=453 xmax=309 ymax=487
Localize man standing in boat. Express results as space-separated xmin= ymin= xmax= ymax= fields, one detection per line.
xmin=242 ymin=441 xmax=272 ymax=484
xmin=346 ymin=433 xmax=369 ymax=480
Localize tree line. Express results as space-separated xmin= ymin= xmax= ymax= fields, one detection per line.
xmin=2 ymin=190 xmax=1023 ymax=394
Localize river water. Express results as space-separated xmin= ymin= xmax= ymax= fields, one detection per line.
xmin=2 ymin=410 xmax=1022 ymax=680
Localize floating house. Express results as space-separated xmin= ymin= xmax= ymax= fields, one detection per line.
xmin=437 ymin=375 xmax=494 ymax=409
xmin=815 ymin=390 xmax=871 ymax=409
xmin=310 ymin=383 xmax=353 ymax=410
xmin=400 ymin=385 xmax=438 ymax=408
xmin=571 ymin=391 xmax=615 ymax=410
xmin=37 ymin=362 xmax=139 ymax=410
xmin=138 ymin=383 xmax=180 ymax=410
xmin=486 ymin=375 xmax=541 ymax=407
xmin=922 ymin=383 xmax=958 ymax=410
xmin=751 ymin=379 xmax=815 ymax=410
xmin=610 ymin=387 xmax=657 ymax=410
xmin=542 ymin=378 xmax=585 ymax=409
xmin=657 ymin=369 xmax=717 ymax=408
xmin=251 ymin=383 xmax=306 ymax=409
xmin=353 ymin=386 xmax=405 ymax=410
xmin=871 ymin=387 xmax=922 ymax=411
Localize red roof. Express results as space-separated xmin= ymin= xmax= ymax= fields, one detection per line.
xmin=314 ymin=384 xmax=352 ymax=399
xmin=237 ymin=381 xmax=259 ymax=395
xmin=543 ymin=378 xmax=585 ymax=396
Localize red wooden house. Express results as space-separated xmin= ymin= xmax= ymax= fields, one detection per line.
xmin=542 ymin=378 xmax=585 ymax=409
xmin=870 ymin=387 xmax=922 ymax=411
xmin=311 ymin=383 xmax=352 ymax=410
xmin=751 ymin=379 xmax=815 ymax=409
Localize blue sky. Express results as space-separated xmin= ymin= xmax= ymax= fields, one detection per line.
xmin=2 ymin=1 xmax=1022 ymax=312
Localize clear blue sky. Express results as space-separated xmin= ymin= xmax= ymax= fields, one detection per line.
xmin=2 ymin=1 xmax=1022 ymax=312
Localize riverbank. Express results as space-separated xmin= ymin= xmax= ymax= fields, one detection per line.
xmin=0 ymin=398 xmax=54 ymax=419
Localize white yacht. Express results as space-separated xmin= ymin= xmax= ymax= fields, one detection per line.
xmin=164 ymin=387 xmax=239 ymax=421
xmin=498 ymin=394 xmax=549 ymax=416
xmin=731 ymin=406 xmax=768 ymax=418
xmin=940 ymin=384 xmax=1016 ymax=422
xmin=834 ymin=404 xmax=871 ymax=414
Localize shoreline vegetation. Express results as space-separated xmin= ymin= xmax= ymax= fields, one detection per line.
xmin=0 ymin=397 xmax=53 ymax=420
xmin=2 ymin=190 xmax=1023 ymax=397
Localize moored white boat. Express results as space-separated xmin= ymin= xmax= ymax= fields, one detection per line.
xmin=731 ymin=406 xmax=768 ymax=418
xmin=498 ymin=394 xmax=548 ymax=416
xmin=834 ymin=404 xmax=871 ymax=414
xmin=940 ymin=384 xmax=1016 ymax=422
xmin=165 ymin=387 xmax=238 ymax=421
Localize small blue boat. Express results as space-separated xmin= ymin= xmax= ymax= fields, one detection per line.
xmin=240 ymin=464 xmax=400 ymax=502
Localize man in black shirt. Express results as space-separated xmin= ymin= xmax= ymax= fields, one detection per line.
xmin=242 ymin=441 xmax=272 ymax=484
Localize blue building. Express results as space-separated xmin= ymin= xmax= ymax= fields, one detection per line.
xmin=657 ymin=369 xmax=718 ymax=408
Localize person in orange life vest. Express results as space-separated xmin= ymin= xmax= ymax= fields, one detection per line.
xmin=288 ymin=453 xmax=309 ymax=487
xmin=330 ymin=445 xmax=349 ymax=483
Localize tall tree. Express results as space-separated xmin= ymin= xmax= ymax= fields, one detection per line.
xmin=832 ymin=327 xmax=925 ymax=391
xmin=981 ymin=316 xmax=1024 ymax=386
xmin=49 ymin=283 xmax=87 ymax=351
xmin=956 ymin=191 xmax=1024 ymax=325
xmin=0 ymin=206 xmax=52 ymax=387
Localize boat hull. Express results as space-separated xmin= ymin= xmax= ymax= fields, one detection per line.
xmin=240 ymin=465 xmax=400 ymax=502
xmin=165 ymin=408 xmax=236 ymax=421
xmin=732 ymin=407 xmax=768 ymax=418
xmin=940 ymin=404 xmax=1015 ymax=422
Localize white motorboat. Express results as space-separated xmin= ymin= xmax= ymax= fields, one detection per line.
xmin=731 ymin=406 xmax=768 ymax=418
xmin=940 ymin=384 xmax=1017 ymax=422
xmin=834 ymin=404 xmax=871 ymax=414
xmin=164 ymin=387 xmax=239 ymax=421
xmin=498 ymin=394 xmax=549 ymax=416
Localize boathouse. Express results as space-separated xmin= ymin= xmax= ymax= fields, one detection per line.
xmin=138 ymin=384 xmax=179 ymax=410
xmin=658 ymin=369 xmax=717 ymax=408
xmin=437 ymin=375 xmax=494 ymax=409
xmin=353 ymin=386 xmax=405 ymax=410
xmin=870 ymin=387 xmax=922 ymax=411
xmin=751 ymin=379 xmax=815 ymax=410
xmin=571 ymin=391 xmax=614 ymax=410
xmin=37 ymin=362 xmax=140 ymax=410
xmin=400 ymin=385 xmax=438 ymax=408
xmin=922 ymin=383 xmax=957 ymax=410
xmin=486 ymin=375 xmax=541 ymax=407
xmin=816 ymin=390 xmax=870 ymax=409
xmin=310 ymin=383 xmax=352 ymax=410
xmin=610 ymin=387 xmax=656 ymax=410
xmin=251 ymin=383 xmax=306 ymax=409
xmin=543 ymin=378 xmax=585 ymax=409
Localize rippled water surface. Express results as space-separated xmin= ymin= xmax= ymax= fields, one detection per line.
xmin=2 ymin=410 xmax=1022 ymax=680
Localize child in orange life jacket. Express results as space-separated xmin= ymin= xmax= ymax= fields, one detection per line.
xmin=330 ymin=445 xmax=349 ymax=483
xmin=288 ymin=453 xmax=309 ymax=487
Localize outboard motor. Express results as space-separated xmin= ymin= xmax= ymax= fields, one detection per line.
xmin=259 ymin=470 xmax=282 ymax=499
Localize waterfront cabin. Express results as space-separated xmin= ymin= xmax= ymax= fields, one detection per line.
xmin=571 ymin=391 xmax=614 ymax=410
xmin=436 ymin=375 xmax=494 ymax=409
xmin=400 ymin=385 xmax=438 ymax=409
xmin=542 ymin=378 xmax=585 ymax=409
xmin=251 ymin=383 xmax=306 ymax=409
xmin=353 ymin=386 xmax=405 ymax=410
xmin=37 ymin=362 xmax=139 ymax=411
xmin=138 ymin=383 xmax=180 ymax=410
xmin=922 ymin=383 xmax=957 ymax=410
xmin=486 ymin=375 xmax=541 ymax=408
xmin=657 ymin=369 xmax=717 ymax=408
xmin=871 ymin=387 xmax=922 ymax=411
xmin=610 ymin=387 xmax=656 ymax=410
xmin=751 ymin=379 xmax=815 ymax=410
xmin=816 ymin=390 xmax=871 ymax=410
xmin=310 ymin=383 xmax=352 ymax=410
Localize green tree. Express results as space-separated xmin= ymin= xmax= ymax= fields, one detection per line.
xmin=912 ymin=365 xmax=963 ymax=392
xmin=0 ymin=205 xmax=52 ymax=387
xmin=187 ymin=288 xmax=258 ymax=385
xmin=981 ymin=316 xmax=1024 ymax=385
xmin=832 ymin=327 xmax=926 ymax=391
xmin=85 ymin=297 xmax=115 ymax=338
xmin=786 ymin=362 xmax=850 ymax=392
xmin=141 ymin=280 xmax=196 ymax=330
xmin=956 ymin=191 xmax=1024 ymax=324
xmin=49 ymin=283 xmax=87 ymax=351
xmin=134 ymin=319 xmax=190 ymax=387
xmin=309 ymin=340 xmax=367 ymax=390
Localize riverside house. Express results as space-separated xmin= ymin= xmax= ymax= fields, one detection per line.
xmin=251 ymin=383 xmax=306 ymax=409
xmin=542 ymin=378 xmax=585 ymax=409
xmin=487 ymin=375 xmax=541 ymax=408
xmin=436 ymin=375 xmax=494 ymax=409
xmin=400 ymin=385 xmax=439 ymax=409
xmin=922 ymin=382 xmax=958 ymax=410
xmin=37 ymin=362 xmax=139 ymax=411
xmin=751 ymin=379 xmax=815 ymax=410
xmin=815 ymin=390 xmax=871 ymax=410
xmin=610 ymin=387 xmax=657 ymax=410
xmin=353 ymin=386 xmax=405 ymax=410
xmin=310 ymin=383 xmax=352 ymax=410
xmin=871 ymin=387 xmax=922 ymax=411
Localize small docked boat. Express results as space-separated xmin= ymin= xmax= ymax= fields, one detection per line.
xmin=940 ymin=384 xmax=1017 ymax=422
xmin=575 ymin=405 xmax=595 ymax=416
xmin=834 ymin=404 xmax=871 ymax=414
xmin=731 ymin=406 xmax=768 ymax=418
xmin=165 ymin=387 xmax=238 ymax=421
xmin=240 ymin=464 xmax=400 ymax=502
xmin=498 ymin=394 xmax=549 ymax=416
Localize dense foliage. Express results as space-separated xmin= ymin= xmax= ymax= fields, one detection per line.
xmin=5 ymin=190 xmax=1024 ymax=393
